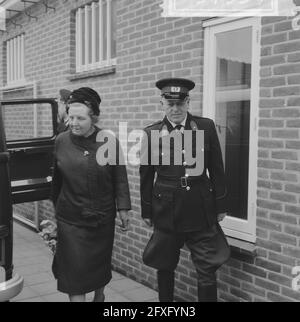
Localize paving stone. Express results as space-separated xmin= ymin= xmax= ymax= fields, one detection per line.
xmin=42 ymin=293 xmax=69 ymax=302
xmin=105 ymin=292 xmax=131 ymax=302
xmin=11 ymin=286 xmax=39 ymax=302
xmin=109 ymin=278 xmax=145 ymax=292
xmin=24 ymin=272 xmax=54 ymax=286
xmin=104 ymin=286 xmax=118 ymax=295
xmin=122 ymin=287 xmax=158 ymax=302
xmin=18 ymin=297 xmax=44 ymax=302
xmin=14 ymin=255 xmax=52 ymax=267
xmin=15 ymin=263 xmax=51 ymax=276
xmin=147 ymin=297 xmax=159 ymax=302
xmin=30 ymin=281 xmax=58 ymax=296
xmin=112 ymin=271 xmax=126 ymax=280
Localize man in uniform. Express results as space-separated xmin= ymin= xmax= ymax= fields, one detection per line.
xmin=139 ymin=78 xmax=230 ymax=302
xmin=57 ymin=89 xmax=71 ymax=133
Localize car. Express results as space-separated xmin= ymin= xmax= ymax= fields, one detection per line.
xmin=0 ymin=98 xmax=57 ymax=302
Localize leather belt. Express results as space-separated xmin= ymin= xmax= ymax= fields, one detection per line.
xmin=156 ymin=174 xmax=205 ymax=188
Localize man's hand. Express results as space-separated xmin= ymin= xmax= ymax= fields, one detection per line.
xmin=118 ymin=210 xmax=130 ymax=231
xmin=217 ymin=212 xmax=227 ymax=222
xmin=143 ymin=218 xmax=153 ymax=227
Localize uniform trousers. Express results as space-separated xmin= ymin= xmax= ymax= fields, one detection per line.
xmin=143 ymin=223 xmax=230 ymax=302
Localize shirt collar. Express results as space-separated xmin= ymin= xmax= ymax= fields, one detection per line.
xmin=167 ymin=114 xmax=187 ymax=129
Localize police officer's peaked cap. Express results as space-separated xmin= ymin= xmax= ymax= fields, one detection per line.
xmin=59 ymin=89 xmax=71 ymax=103
xmin=156 ymin=78 xmax=195 ymax=100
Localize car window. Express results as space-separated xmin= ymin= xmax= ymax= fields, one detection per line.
xmin=3 ymin=102 xmax=55 ymax=141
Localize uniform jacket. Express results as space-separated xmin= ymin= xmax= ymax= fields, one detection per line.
xmin=51 ymin=128 xmax=131 ymax=228
xmin=139 ymin=112 xmax=228 ymax=232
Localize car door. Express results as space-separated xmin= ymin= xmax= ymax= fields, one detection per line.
xmin=0 ymin=106 xmax=14 ymax=290
xmin=0 ymin=98 xmax=57 ymax=301
xmin=1 ymin=99 xmax=58 ymax=204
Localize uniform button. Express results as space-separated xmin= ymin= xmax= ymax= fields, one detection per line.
xmin=183 ymin=161 xmax=187 ymax=166
xmin=186 ymin=186 xmax=191 ymax=191
xmin=182 ymin=150 xmax=186 ymax=154
xmin=185 ymin=173 xmax=189 ymax=178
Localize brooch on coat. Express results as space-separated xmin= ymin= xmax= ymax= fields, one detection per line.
xmin=83 ymin=151 xmax=90 ymax=156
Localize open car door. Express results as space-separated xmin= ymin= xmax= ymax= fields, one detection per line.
xmin=0 ymin=98 xmax=57 ymax=302
xmin=3 ymin=99 xmax=57 ymax=204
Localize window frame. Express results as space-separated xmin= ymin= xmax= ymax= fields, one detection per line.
xmin=6 ymin=33 xmax=25 ymax=87
xmin=203 ymin=17 xmax=261 ymax=243
xmin=75 ymin=0 xmax=117 ymax=73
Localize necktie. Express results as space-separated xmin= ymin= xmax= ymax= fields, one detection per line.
xmin=174 ymin=124 xmax=183 ymax=132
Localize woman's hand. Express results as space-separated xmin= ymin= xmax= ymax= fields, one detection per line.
xmin=118 ymin=210 xmax=130 ymax=232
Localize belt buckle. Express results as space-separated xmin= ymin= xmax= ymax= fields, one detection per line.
xmin=180 ymin=177 xmax=187 ymax=188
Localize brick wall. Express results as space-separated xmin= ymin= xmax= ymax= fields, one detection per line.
xmin=256 ymin=13 xmax=300 ymax=301
xmin=0 ymin=0 xmax=300 ymax=301
xmin=218 ymin=11 xmax=300 ymax=301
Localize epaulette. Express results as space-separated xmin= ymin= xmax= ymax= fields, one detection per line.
xmin=192 ymin=115 xmax=212 ymax=122
xmin=190 ymin=115 xmax=213 ymax=130
xmin=192 ymin=115 xmax=206 ymax=120
xmin=144 ymin=120 xmax=163 ymax=129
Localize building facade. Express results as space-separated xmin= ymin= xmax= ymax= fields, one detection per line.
xmin=0 ymin=0 xmax=300 ymax=301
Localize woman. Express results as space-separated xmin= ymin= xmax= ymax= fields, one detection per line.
xmin=51 ymin=87 xmax=131 ymax=302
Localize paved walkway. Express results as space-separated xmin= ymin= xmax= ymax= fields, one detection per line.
xmin=11 ymin=223 xmax=158 ymax=302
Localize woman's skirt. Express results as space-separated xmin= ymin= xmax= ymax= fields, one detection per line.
xmin=52 ymin=219 xmax=115 ymax=295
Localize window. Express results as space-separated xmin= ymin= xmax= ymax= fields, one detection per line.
xmin=6 ymin=34 xmax=25 ymax=86
xmin=75 ymin=0 xmax=117 ymax=73
xmin=203 ymin=18 xmax=260 ymax=242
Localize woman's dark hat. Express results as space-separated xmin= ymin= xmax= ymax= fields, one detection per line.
xmin=67 ymin=87 xmax=101 ymax=116
xmin=156 ymin=78 xmax=195 ymax=100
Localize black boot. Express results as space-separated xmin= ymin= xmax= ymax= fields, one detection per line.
xmin=157 ymin=270 xmax=175 ymax=302
xmin=198 ymin=283 xmax=218 ymax=302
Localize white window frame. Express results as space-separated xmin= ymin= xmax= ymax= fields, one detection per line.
xmin=203 ymin=17 xmax=261 ymax=243
xmin=6 ymin=34 xmax=25 ymax=87
xmin=75 ymin=0 xmax=116 ymax=73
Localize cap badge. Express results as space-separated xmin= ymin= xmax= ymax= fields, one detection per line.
xmin=171 ymin=86 xmax=181 ymax=93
